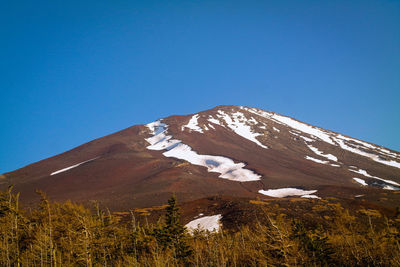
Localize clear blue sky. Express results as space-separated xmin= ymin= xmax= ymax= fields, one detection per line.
xmin=1 ymin=0 xmax=399 ymax=173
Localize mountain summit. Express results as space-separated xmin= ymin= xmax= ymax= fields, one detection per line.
xmin=2 ymin=105 xmax=400 ymax=210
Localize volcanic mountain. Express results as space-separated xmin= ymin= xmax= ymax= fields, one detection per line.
xmin=2 ymin=105 xmax=400 ymax=213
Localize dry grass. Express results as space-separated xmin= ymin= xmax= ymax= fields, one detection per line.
xmin=1 ymin=187 xmax=400 ymax=266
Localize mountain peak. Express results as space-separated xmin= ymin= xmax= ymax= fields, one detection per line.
xmin=2 ymin=106 xmax=400 ymax=211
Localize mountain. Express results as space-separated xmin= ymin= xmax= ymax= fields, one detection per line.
xmin=2 ymin=105 xmax=400 ymax=214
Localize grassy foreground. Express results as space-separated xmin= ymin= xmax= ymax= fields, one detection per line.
xmin=1 ymin=187 xmax=400 ymax=266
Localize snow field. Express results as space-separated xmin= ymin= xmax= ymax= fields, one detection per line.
xmin=243 ymin=107 xmax=335 ymax=145
xmin=353 ymin=178 xmax=368 ymax=186
xmin=243 ymin=107 xmax=400 ymax=169
xmin=301 ymin=194 xmax=321 ymax=199
xmin=305 ymin=156 xmax=340 ymax=167
xmin=181 ymin=114 xmax=203 ymax=133
xmin=305 ymin=156 xmax=329 ymax=164
xmin=208 ymin=116 xmax=222 ymax=126
xmin=306 ymin=144 xmax=338 ymax=161
xmin=349 ymin=168 xmax=399 ymax=186
xmin=146 ymin=121 xmax=261 ymax=182
xmin=258 ymin=188 xmax=318 ymax=198
xmin=333 ymin=136 xmax=400 ymax=169
xmin=216 ymin=110 xmax=268 ymax=149
xmin=185 ymin=214 xmax=222 ymax=233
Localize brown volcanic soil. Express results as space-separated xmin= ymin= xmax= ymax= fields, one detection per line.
xmin=1 ymin=105 xmax=400 ymax=217
xmin=1 ymin=116 xmax=260 ymax=210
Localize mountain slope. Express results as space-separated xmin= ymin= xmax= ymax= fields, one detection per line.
xmin=2 ymin=105 xmax=400 ymax=210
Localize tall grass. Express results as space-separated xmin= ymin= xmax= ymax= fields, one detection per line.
xmin=1 ymin=187 xmax=399 ymax=266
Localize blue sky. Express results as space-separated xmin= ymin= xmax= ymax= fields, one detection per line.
xmin=1 ymin=0 xmax=399 ymax=173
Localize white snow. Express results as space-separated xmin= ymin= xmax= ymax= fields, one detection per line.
xmin=349 ymin=168 xmax=399 ymax=186
xmin=50 ymin=158 xmax=98 ymax=176
xmin=182 ymin=114 xmax=203 ymax=133
xmin=374 ymin=158 xmax=400 ymax=168
xmin=290 ymin=131 xmax=301 ymax=137
xmin=301 ymin=194 xmax=320 ymax=199
xmin=271 ymin=114 xmax=335 ymax=144
xmin=355 ymin=195 xmax=364 ymax=198
xmin=377 ymin=147 xmax=400 ymax=159
xmin=146 ymin=121 xmax=181 ymax=151
xmin=243 ymin=107 xmax=400 ymax=169
xmin=208 ymin=116 xmax=222 ymax=125
xmin=353 ymin=177 xmax=368 ymax=186
xmin=243 ymin=107 xmax=335 ymax=145
xmin=163 ymin=144 xmax=261 ymax=181
xmin=300 ymin=136 xmax=315 ymax=142
xmin=208 ymin=124 xmax=215 ymax=130
xmin=217 ymin=111 xmax=268 ymax=149
xmin=248 ymin=117 xmax=258 ymax=124
xmin=259 ymin=125 xmax=266 ymax=129
xmin=306 ymin=144 xmax=338 ymax=161
xmin=305 ymin=156 xmax=329 ymax=164
xmin=146 ymin=120 xmax=261 ymax=182
xmin=291 ymin=132 xmax=317 ymax=143
xmin=332 ymin=135 xmax=400 ymax=169
xmin=305 ymin=156 xmax=340 ymax=167
xmin=273 ymin=127 xmax=280 ymax=132
xmin=185 ymin=214 xmax=222 ymax=233
xmin=258 ymin=188 xmax=317 ymax=198
xmin=336 ymin=135 xmax=399 ymax=159
xmin=383 ymin=185 xmax=399 ymax=190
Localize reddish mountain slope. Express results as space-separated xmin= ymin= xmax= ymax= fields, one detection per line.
xmin=2 ymin=105 xmax=400 ymax=211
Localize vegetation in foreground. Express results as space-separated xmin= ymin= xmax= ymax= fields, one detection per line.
xmin=1 ymin=187 xmax=400 ymax=266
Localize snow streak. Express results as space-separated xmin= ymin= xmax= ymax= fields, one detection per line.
xmin=146 ymin=121 xmax=261 ymax=182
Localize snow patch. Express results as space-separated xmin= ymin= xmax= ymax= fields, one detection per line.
xmin=273 ymin=127 xmax=280 ymax=132
xmin=217 ymin=111 xmax=268 ymax=149
xmin=244 ymin=107 xmax=400 ymax=167
xmin=353 ymin=178 xmax=368 ymax=186
xmin=301 ymin=194 xmax=320 ymax=199
xmin=258 ymin=188 xmax=317 ymax=198
xmin=306 ymin=144 xmax=338 ymax=161
xmin=300 ymin=136 xmax=314 ymax=142
xmin=50 ymin=158 xmax=98 ymax=176
xmin=349 ymin=168 xmax=399 ymax=186
xmin=182 ymin=114 xmax=203 ymax=133
xmin=208 ymin=116 xmax=222 ymax=126
xmin=383 ymin=185 xmax=399 ymax=190
xmin=337 ymin=135 xmax=400 ymax=159
xmin=185 ymin=214 xmax=222 ymax=233
xmin=146 ymin=121 xmax=261 ymax=182
xmin=248 ymin=117 xmax=258 ymax=124
xmin=332 ymin=135 xmax=400 ymax=169
xmin=305 ymin=156 xmax=340 ymax=167
xmin=305 ymin=156 xmax=329 ymax=164
xmin=271 ymin=114 xmax=334 ymax=144
xmin=243 ymin=107 xmax=335 ymax=145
